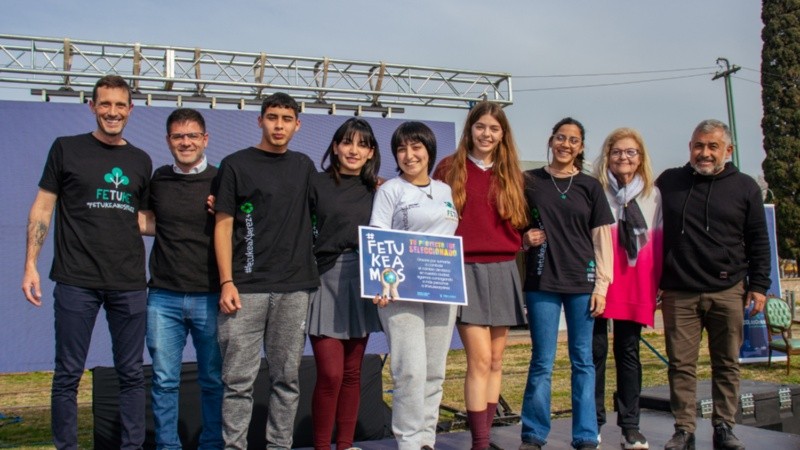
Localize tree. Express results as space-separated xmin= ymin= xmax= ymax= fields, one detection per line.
xmin=762 ymin=0 xmax=800 ymax=259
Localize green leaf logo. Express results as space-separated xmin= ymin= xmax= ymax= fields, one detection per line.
xmin=103 ymin=167 xmax=130 ymax=188
xmin=240 ymin=202 xmax=254 ymax=214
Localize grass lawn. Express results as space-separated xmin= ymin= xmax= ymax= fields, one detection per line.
xmin=1 ymin=331 xmax=798 ymax=448
xmin=0 ymin=371 xmax=92 ymax=449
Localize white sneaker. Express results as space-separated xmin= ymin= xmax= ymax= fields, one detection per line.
xmin=621 ymin=428 xmax=649 ymax=449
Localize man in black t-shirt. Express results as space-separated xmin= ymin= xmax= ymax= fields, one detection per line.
xmin=141 ymin=108 xmax=223 ymax=449
xmin=21 ymin=75 xmax=152 ymax=450
xmin=213 ymin=92 xmax=319 ymax=449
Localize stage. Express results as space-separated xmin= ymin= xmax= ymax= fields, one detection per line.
xmin=296 ymin=410 xmax=800 ymax=449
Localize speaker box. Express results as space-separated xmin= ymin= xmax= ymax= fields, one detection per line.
xmin=92 ymin=354 xmax=391 ymax=448
xmin=640 ymin=379 xmax=800 ymax=435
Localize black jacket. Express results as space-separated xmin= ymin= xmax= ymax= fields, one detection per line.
xmin=656 ymin=162 xmax=770 ymax=294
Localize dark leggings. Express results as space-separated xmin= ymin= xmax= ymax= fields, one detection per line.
xmin=310 ymin=335 xmax=368 ymax=450
xmin=592 ymin=317 xmax=643 ymax=430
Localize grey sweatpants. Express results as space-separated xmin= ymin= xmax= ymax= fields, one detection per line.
xmin=378 ymin=301 xmax=457 ymax=450
xmin=217 ymin=291 xmax=310 ymax=450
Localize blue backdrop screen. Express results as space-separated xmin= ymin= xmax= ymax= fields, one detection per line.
xmin=0 ymin=100 xmax=456 ymax=372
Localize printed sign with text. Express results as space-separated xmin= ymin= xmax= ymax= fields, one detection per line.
xmin=359 ymin=226 xmax=467 ymax=305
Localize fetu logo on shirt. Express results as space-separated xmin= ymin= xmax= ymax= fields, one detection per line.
xmin=240 ymin=202 xmax=255 ymax=273
xmin=88 ymin=166 xmax=134 ymax=211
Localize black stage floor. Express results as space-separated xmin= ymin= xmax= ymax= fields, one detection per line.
xmin=298 ymin=410 xmax=800 ymax=449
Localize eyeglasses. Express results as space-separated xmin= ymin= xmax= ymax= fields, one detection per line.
xmin=553 ymin=134 xmax=582 ymax=146
xmin=168 ymin=132 xmax=206 ymax=142
xmin=609 ymin=148 xmax=639 ymax=159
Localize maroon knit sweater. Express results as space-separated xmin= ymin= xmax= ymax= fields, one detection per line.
xmin=434 ymin=158 xmax=521 ymax=263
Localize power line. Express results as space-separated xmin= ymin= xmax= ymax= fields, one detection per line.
xmin=742 ymin=65 xmax=791 ymax=82
xmin=515 ymin=66 xmax=716 ymax=78
xmin=515 ymin=72 xmax=713 ymax=92
xmin=732 ymin=75 xmax=762 ymax=85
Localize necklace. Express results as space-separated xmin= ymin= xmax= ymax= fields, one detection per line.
xmin=548 ymin=166 xmax=575 ymax=199
xmin=416 ymin=183 xmax=433 ymax=199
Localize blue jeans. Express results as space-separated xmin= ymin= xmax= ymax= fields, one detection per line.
xmin=521 ymin=291 xmax=598 ymax=448
xmin=52 ymin=283 xmax=146 ymax=450
xmin=147 ymin=289 xmax=223 ymax=449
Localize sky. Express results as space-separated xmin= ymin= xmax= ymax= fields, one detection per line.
xmin=0 ymin=1 xmax=767 ymax=177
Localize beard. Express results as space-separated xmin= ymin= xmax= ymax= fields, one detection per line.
xmin=691 ymin=159 xmax=724 ymax=176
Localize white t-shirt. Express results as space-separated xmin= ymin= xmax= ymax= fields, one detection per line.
xmin=370 ymin=176 xmax=459 ymax=236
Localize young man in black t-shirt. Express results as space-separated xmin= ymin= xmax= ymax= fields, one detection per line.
xmin=213 ymin=92 xmax=319 ymax=449
xmin=21 ymin=75 xmax=152 ymax=450
xmin=142 ymin=108 xmax=224 ymax=449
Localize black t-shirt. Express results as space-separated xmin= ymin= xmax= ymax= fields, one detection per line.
xmin=148 ymin=165 xmax=220 ymax=292
xmin=522 ymin=168 xmax=614 ymax=293
xmin=308 ymin=172 xmax=374 ymax=274
xmin=38 ymin=133 xmax=152 ymax=290
xmin=214 ymin=147 xmax=319 ymax=293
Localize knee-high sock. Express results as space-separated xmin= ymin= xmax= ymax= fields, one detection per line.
xmin=467 ymin=408 xmax=489 ymax=450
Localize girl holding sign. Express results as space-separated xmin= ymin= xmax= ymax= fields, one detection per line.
xmin=307 ymin=118 xmax=382 ymax=450
xmin=370 ymin=121 xmax=459 ymax=450
xmin=433 ymin=101 xmax=529 ymax=450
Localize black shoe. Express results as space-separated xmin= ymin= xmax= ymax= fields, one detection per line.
xmin=621 ymin=428 xmax=650 ymax=449
xmin=713 ymin=423 xmax=745 ymax=450
xmin=518 ymin=443 xmax=542 ymax=450
xmin=664 ymin=429 xmax=695 ymax=450
xmin=575 ymin=443 xmax=598 ymax=450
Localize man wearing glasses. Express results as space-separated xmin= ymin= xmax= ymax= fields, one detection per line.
xmin=141 ymin=108 xmax=223 ymax=449
xmin=22 ymin=75 xmax=152 ymax=450
xmin=657 ymin=119 xmax=770 ymax=450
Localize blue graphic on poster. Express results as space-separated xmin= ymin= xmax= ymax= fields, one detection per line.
xmin=359 ymin=226 xmax=467 ymax=305
xmin=740 ymin=204 xmax=785 ymax=363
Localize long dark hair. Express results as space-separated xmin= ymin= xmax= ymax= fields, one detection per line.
xmin=320 ymin=118 xmax=381 ymax=190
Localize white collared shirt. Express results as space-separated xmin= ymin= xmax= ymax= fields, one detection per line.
xmin=173 ymin=156 xmax=208 ymax=174
xmin=467 ymin=153 xmax=493 ymax=171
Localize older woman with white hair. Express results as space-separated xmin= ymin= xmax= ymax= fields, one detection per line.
xmin=592 ymin=127 xmax=662 ymax=450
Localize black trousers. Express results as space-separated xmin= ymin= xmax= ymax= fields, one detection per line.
xmin=52 ymin=283 xmax=147 ymax=450
xmin=592 ymin=317 xmax=643 ymax=430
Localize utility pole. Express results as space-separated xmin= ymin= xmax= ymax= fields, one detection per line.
xmin=712 ymin=57 xmax=741 ymax=168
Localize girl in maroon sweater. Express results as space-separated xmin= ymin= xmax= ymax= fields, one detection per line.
xmin=433 ymin=101 xmax=528 ymax=450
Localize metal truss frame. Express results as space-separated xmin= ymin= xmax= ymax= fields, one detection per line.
xmin=0 ymin=34 xmax=513 ymax=114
